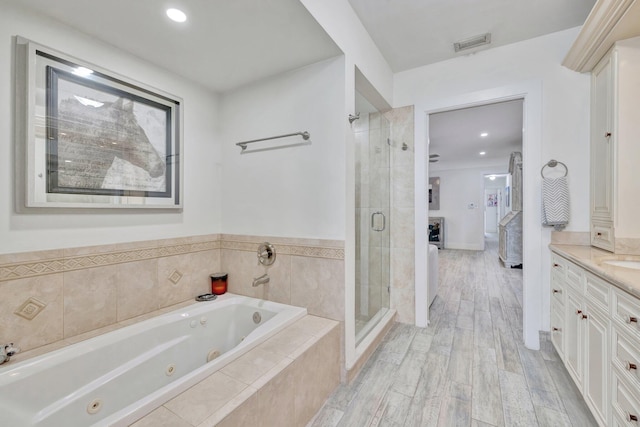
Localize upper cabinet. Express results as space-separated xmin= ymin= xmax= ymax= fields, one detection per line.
xmin=590 ymin=37 xmax=640 ymax=253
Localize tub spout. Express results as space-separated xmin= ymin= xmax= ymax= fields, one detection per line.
xmin=1 ymin=343 xmax=20 ymax=365
xmin=252 ymin=274 xmax=270 ymax=287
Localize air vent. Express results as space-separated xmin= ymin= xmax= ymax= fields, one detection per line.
xmin=453 ymin=33 xmax=491 ymax=52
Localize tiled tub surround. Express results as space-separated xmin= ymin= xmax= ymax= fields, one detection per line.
xmin=0 ymin=295 xmax=307 ymax=426
xmin=131 ymin=315 xmax=340 ymax=427
xmin=0 ymin=234 xmax=345 ymax=355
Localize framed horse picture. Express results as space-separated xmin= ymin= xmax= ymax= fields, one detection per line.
xmin=15 ymin=37 xmax=183 ymax=209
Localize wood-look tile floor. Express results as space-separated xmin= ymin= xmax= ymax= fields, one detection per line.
xmin=309 ymin=236 xmax=598 ymax=427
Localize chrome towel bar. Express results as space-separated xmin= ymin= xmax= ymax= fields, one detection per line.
xmin=236 ymin=131 xmax=310 ymax=152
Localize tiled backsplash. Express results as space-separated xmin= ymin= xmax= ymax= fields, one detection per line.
xmin=0 ymin=234 xmax=345 ymax=353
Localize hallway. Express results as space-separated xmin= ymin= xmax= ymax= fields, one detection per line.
xmin=309 ymin=238 xmax=597 ymax=426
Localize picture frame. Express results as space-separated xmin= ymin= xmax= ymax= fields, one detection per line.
xmin=428 ymin=177 xmax=440 ymax=210
xmin=15 ymin=37 xmax=183 ymax=209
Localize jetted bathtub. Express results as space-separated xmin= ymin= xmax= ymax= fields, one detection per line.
xmin=0 ymin=294 xmax=307 ymax=426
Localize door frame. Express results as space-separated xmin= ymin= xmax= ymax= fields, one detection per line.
xmin=414 ymin=80 xmax=542 ymax=350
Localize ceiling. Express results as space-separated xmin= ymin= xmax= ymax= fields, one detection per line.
xmin=6 ymin=0 xmax=341 ymax=93
xmin=429 ymin=99 xmax=523 ymax=169
xmin=347 ymin=0 xmax=597 ymax=72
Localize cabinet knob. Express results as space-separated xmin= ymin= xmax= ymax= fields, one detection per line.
xmin=605 ymin=132 xmax=612 ymax=138
xmin=576 ymin=309 xmax=583 ymax=315
xmin=627 ymin=412 xmax=638 ymax=422
xmin=626 ymin=361 xmax=638 ymax=371
xmin=596 ymin=232 xmax=602 ymax=236
xmin=552 ymin=327 xmax=562 ymax=332
xmin=626 ymin=315 xmax=638 ymax=324
xmin=581 ymin=313 xmax=588 ymax=320
xmin=553 ymin=263 xmax=560 ymax=267
xmin=552 ymin=289 xmax=562 ymax=294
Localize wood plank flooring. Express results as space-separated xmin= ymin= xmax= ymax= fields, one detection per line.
xmin=309 ymin=237 xmax=597 ymax=427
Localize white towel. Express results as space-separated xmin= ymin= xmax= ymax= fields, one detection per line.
xmin=542 ymin=177 xmax=570 ymax=230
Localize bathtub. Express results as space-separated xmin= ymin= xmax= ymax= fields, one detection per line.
xmin=0 ymin=294 xmax=307 ymax=426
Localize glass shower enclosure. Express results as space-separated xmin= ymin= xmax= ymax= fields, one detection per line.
xmin=354 ymin=90 xmax=391 ymax=345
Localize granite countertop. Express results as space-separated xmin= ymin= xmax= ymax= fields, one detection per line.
xmin=550 ymin=244 xmax=640 ymax=298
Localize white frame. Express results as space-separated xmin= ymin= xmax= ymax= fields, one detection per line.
xmin=15 ymin=36 xmax=184 ymax=210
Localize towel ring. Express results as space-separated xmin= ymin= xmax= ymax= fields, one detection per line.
xmin=541 ymin=159 xmax=568 ymax=178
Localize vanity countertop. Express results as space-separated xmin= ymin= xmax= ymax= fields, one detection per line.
xmin=550 ymin=244 xmax=640 ymax=299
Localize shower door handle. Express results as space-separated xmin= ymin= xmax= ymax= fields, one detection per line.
xmin=371 ymin=211 xmax=386 ymax=232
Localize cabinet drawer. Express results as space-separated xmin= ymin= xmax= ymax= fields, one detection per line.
xmin=550 ymin=306 xmax=564 ymax=359
xmin=550 ymin=273 xmax=565 ymax=308
xmin=613 ymin=328 xmax=640 ymax=388
xmin=612 ymin=369 xmax=640 ymax=425
xmin=585 ymin=271 xmax=611 ymax=311
xmin=551 ymin=254 xmax=567 ymax=274
xmin=566 ymin=262 xmax=584 ymax=291
xmin=592 ymin=221 xmax=615 ymax=252
xmin=613 ymin=288 xmax=640 ymax=339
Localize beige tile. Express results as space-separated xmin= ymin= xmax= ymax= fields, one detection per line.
xmin=256 ymin=325 xmax=317 ymax=358
xmin=114 ymin=239 xmax=159 ymax=252
xmin=63 ymin=243 xmax=120 ymax=257
xmin=130 ymin=406 xmax=191 ymax=427
xmin=290 ymin=257 xmax=345 ymax=321
xmin=0 ymin=274 xmax=64 ymax=352
xmin=164 ymin=371 xmax=247 ymax=426
xmin=391 ymin=247 xmax=416 ymax=290
xmin=391 ymin=287 xmax=415 ymax=324
xmin=256 ymin=361 xmax=296 ymax=427
xmin=262 ymin=254 xmax=291 ymax=304
xmin=221 ymin=347 xmax=287 ymax=385
xmin=293 ymin=315 xmax=340 ymax=337
xmin=385 ymin=105 xmax=414 ymax=126
xmin=221 ymin=249 xmax=266 ymax=299
xmin=391 ymin=207 xmax=415 ymax=249
xmin=117 ymin=259 xmax=159 ymax=321
xmin=0 ymin=248 xmax=64 ymax=266
xmin=550 ymin=231 xmax=589 ymax=246
xmin=213 ymin=389 xmax=259 ymax=427
xmin=392 ymin=165 xmax=415 ymax=208
xmin=63 ymin=265 xmax=118 ymax=337
xmin=156 ymin=250 xmax=219 ymax=308
xmin=293 ymin=325 xmax=341 ymax=426
xmin=196 ymin=386 xmax=258 ymax=427
xmin=252 ymin=357 xmax=295 ymax=390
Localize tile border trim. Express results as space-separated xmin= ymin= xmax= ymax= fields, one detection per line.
xmin=1 ymin=235 xmax=345 ymax=282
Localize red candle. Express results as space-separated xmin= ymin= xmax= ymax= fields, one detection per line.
xmin=210 ymin=273 xmax=228 ymax=295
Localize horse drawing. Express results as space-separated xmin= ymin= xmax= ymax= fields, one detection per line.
xmin=53 ymin=97 xmax=166 ymax=191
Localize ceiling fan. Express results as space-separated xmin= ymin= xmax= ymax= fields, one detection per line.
xmin=429 ymin=154 xmax=440 ymax=163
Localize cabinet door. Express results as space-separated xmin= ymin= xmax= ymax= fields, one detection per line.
xmin=590 ymin=52 xmax=614 ymax=224
xmin=584 ymin=305 xmax=610 ymax=427
xmin=565 ymin=286 xmax=584 ymax=388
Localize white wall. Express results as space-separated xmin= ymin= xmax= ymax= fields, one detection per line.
xmin=0 ymin=3 xmax=221 ymax=254
xmin=485 ymin=176 xmax=508 ymax=233
xmin=220 ymin=57 xmax=345 ymax=239
xmin=429 ymin=165 xmax=507 ymax=250
xmin=398 ymin=27 xmax=591 ymax=345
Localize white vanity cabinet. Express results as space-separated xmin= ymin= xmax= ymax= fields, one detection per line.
xmin=550 ymin=253 xmax=613 ymax=427
xmin=590 ymin=37 xmax=640 ymax=253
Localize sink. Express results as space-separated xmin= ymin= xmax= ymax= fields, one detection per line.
xmin=603 ymin=260 xmax=640 ymax=270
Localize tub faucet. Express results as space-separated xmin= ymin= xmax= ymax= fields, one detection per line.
xmin=252 ymin=274 xmax=270 ymax=287
xmin=1 ymin=343 xmax=20 ymax=365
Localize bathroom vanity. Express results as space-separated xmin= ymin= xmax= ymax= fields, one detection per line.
xmin=549 ymin=245 xmax=640 ymax=427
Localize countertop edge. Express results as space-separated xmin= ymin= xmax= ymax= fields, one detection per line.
xmin=549 ymin=244 xmax=640 ymax=299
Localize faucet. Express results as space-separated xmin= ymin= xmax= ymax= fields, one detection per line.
xmin=1 ymin=343 xmax=20 ymax=365
xmin=252 ymin=273 xmax=270 ymax=287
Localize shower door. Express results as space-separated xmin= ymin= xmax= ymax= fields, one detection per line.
xmin=354 ymin=102 xmax=391 ymax=345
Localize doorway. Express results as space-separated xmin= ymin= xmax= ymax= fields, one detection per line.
xmin=414 ymin=81 xmax=542 ymax=349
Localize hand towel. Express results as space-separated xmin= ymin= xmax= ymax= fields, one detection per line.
xmin=542 ymin=176 xmax=570 ymax=230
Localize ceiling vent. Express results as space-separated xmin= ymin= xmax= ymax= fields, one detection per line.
xmin=453 ymin=33 xmax=491 ymax=52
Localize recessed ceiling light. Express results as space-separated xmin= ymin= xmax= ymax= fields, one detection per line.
xmin=480 ymin=132 xmax=488 ymax=137
xmin=166 ymin=8 xmax=187 ymax=23
xmin=479 ymin=151 xmax=486 ymax=156
xmin=489 ymin=175 xmax=496 ymax=180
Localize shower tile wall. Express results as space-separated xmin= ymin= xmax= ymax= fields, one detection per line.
xmin=387 ymin=105 xmax=415 ymax=324
xmin=0 ymin=234 xmax=344 ymax=355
